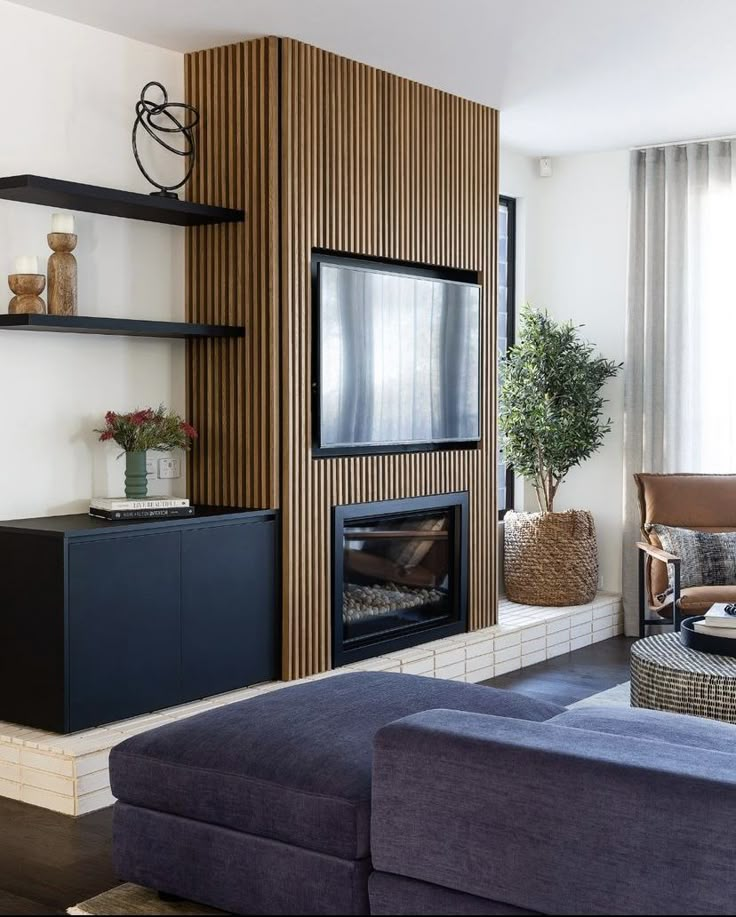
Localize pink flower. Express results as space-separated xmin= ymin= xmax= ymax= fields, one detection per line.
xmin=105 ymin=411 xmax=117 ymax=426
xmin=99 ymin=431 xmax=114 ymax=441
xmin=131 ymin=409 xmax=154 ymax=426
xmin=180 ymin=422 xmax=198 ymax=439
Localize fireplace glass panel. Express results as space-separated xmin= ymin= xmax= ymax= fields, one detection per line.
xmin=341 ymin=509 xmax=454 ymax=647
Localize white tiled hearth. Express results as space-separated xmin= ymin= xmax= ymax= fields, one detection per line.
xmin=0 ymin=591 xmax=622 ymax=816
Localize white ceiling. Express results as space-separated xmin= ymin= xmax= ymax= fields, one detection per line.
xmin=8 ymin=0 xmax=736 ymax=155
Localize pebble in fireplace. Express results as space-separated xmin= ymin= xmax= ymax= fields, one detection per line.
xmin=343 ymin=582 xmax=447 ymax=623
xmin=333 ymin=494 xmax=469 ymax=666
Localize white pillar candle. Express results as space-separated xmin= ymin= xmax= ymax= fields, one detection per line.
xmin=14 ymin=255 xmax=39 ymax=275
xmin=51 ymin=212 xmax=75 ymax=234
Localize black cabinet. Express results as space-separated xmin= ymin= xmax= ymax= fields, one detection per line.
xmin=0 ymin=508 xmax=279 ymax=733
xmin=68 ymin=532 xmax=183 ymax=729
xmin=180 ymin=523 xmax=277 ymax=701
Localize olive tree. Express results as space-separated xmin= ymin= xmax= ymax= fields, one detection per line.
xmin=498 ymin=307 xmax=621 ymax=513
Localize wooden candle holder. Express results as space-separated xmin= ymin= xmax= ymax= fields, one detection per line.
xmin=8 ymin=273 xmax=46 ymax=314
xmin=47 ymin=232 xmax=78 ymax=316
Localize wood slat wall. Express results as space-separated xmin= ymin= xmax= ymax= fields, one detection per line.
xmin=185 ymin=38 xmax=280 ymax=509
xmin=186 ymin=38 xmax=498 ymax=680
xmin=280 ymin=40 xmax=499 ymax=679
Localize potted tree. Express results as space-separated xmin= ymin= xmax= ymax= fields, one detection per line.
xmin=499 ymin=308 xmax=621 ymax=606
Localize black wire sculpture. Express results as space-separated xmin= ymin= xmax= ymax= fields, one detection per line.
xmin=132 ymin=81 xmax=200 ymax=198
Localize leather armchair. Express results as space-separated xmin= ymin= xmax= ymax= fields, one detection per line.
xmin=635 ymin=473 xmax=736 ymax=636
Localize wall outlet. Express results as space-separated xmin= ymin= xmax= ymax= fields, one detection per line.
xmin=146 ymin=458 xmax=157 ymax=476
xmin=158 ymin=457 xmax=181 ymax=479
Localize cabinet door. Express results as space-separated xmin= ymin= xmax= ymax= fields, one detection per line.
xmin=68 ymin=533 xmax=181 ymax=730
xmin=181 ymin=521 xmax=278 ymax=700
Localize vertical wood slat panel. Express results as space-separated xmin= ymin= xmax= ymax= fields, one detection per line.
xmin=187 ymin=37 xmax=497 ymax=679
xmin=185 ymin=38 xmax=280 ymax=512
xmin=280 ymin=39 xmax=499 ymax=678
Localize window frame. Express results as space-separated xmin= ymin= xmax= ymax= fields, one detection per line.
xmin=498 ymin=195 xmax=517 ymax=519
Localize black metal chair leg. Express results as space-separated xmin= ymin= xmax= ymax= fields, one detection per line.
xmin=673 ymin=563 xmax=682 ymax=632
xmin=638 ymin=547 xmax=647 ymax=637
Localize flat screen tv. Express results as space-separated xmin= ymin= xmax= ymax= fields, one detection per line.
xmin=315 ymin=259 xmax=481 ymax=453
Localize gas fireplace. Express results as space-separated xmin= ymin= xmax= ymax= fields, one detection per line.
xmin=332 ymin=493 xmax=468 ymax=666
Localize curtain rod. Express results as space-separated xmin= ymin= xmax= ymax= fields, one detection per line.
xmin=632 ymin=133 xmax=736 ymax=151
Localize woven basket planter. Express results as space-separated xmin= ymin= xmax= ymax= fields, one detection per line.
xmin=504 ymin=510 xmax=598 ymax=606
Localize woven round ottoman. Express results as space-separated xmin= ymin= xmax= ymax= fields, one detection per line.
xmin=631 ymin=633 xmax=736 ymax=723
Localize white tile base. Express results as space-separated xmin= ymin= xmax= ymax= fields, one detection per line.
xmin=0 ymin=591 xmax=622 ymax=816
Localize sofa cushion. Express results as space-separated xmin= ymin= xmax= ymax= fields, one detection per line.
xmin=369 ymin=872 xmax=538 ymax=915
xmin=371 ymin=709 xmax=736 ymax=915
xmin=114 ymin=803 xmax=373 ymax=916
xmin=549 ymin=706 xmax=736 ymax=752
xmin=110 ymin=672 xmax=561 ymax=860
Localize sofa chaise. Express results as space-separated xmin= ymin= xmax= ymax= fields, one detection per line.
xmin=110 ymin=671 xmax=736 ymax=915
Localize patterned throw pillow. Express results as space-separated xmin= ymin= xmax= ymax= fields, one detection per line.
xmin=647 ymin=524 xmax=736 ymax=592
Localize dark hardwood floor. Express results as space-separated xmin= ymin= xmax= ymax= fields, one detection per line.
xmin=0 ymin=799 xmax=117 ymax=915
xmin=0 ymin=636 xmax=633 ymax=916
xmin=485 ymin=634 xmax=634 ymax=706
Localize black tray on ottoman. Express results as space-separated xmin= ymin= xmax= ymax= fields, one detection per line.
xmin=680 ymin=615 xmax=736 ymax=658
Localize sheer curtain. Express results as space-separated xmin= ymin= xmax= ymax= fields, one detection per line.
xmin=623 ymin=141 xmax=736 ymax=634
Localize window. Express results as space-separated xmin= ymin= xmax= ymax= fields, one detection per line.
xmin=498 ymin=196 xmax=516 ymax=517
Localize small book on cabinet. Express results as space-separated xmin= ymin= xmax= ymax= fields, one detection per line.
xmin=89 ymin=506 xmax=195 ymax=521
xmin=91 ymin=496 xmax=190 ymax=512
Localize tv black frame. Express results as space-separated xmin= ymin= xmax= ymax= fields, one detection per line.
xmin=332 ymin=491 xmax=469 ymax=667
xmin=311 ymin=250 xmax=482 ymax=458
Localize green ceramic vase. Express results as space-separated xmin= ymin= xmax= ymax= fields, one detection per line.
xmin=125 ymin=451 xmax=148 ymax=500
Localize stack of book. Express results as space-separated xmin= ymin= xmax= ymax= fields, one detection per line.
xmin=692 ymin=604 xmax=736 ymax=639
xmin=89 ymin=497 xmax=194 ymax=521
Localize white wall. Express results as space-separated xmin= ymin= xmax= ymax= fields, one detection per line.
xmin=498 ymin=147 xmax=536 ymax=518
xmin=499 ymin=145 xmax=629 ymax=594
xmin=0 ymin=1 xmax=186 ymax=519
xmin=499 ymin=148 xmax=536 ymax=312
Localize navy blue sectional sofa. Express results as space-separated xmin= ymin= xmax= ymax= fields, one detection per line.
xmin=110 ymin=672 xmax=736 ymax=915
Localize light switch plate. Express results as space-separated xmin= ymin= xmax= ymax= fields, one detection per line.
xmin=158 ymin=457 xmax=181 ymax=479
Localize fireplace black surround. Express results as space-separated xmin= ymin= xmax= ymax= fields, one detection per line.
xmin=332 ymin=493 xmax=468 ymax=666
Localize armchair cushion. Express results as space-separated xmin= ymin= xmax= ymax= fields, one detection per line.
xmin=680 ymin=585 xmax=736 ymax=612
xmin=639 ymin=585 xmax=736 ymax=618
xmin=648 ymin=524 xmax=736 ymax=594
xmin=635 ymin=473 xmax=736 ymax=528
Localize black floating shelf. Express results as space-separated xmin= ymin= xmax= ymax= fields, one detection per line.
xmin=0 ymin=314 xmax=244 ymax=340
xmin=0 ymin=175 xmax=244 ymax=227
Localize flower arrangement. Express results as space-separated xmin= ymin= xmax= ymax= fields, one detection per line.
xmin=96 ymin=406 xmax=198 ymax=454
